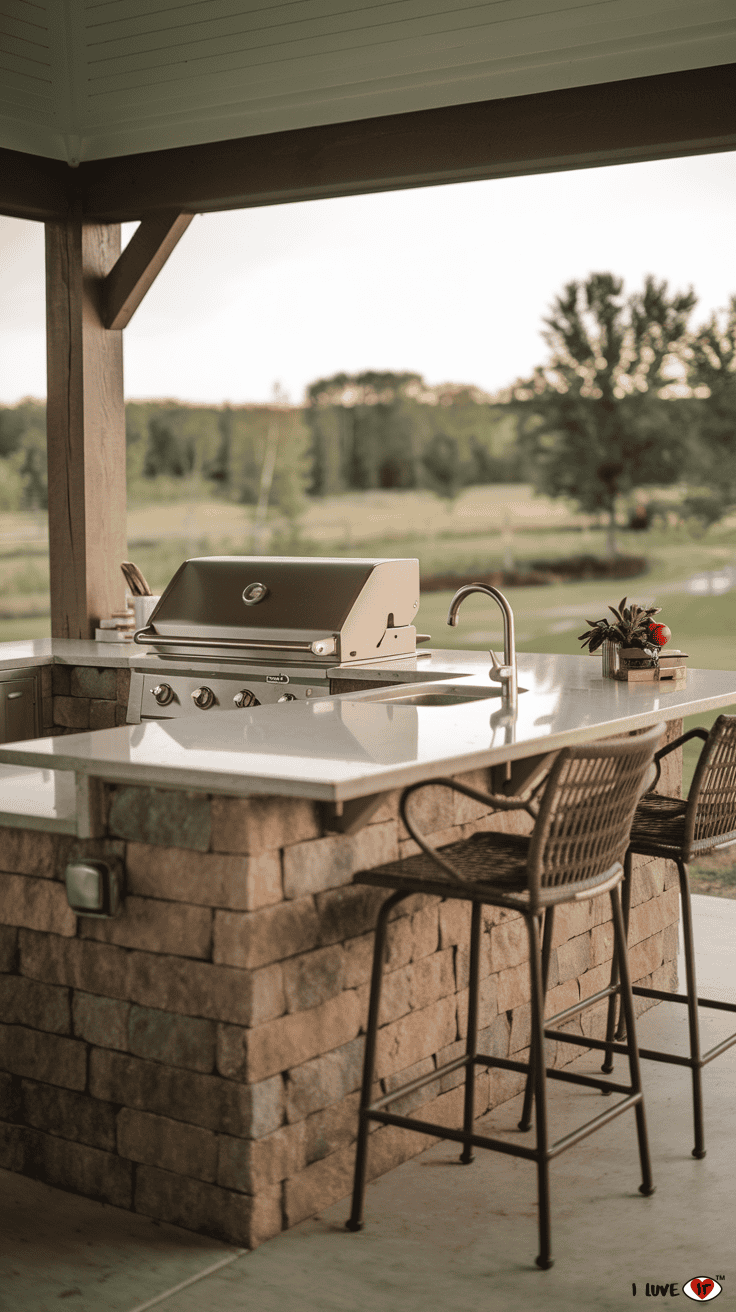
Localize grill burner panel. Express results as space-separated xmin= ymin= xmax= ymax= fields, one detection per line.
xmin=129 ymin=666 xmax=327 ymax=722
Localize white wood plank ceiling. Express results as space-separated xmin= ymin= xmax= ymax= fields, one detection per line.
xmin=1 ymin=0 xmax=735 ymax=163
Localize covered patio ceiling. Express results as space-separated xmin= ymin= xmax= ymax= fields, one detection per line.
xmin=1 ymin=3 xmax=735 ymax=640
xmin=3 ymin=0 xmax=736 ymax=175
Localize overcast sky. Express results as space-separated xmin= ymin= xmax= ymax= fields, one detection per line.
xmin=1 ymin=149 xmax=734 ymax=407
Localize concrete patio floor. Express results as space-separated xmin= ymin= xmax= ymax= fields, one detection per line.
xmin=2 ymin=895 xmax=734 ymax=1312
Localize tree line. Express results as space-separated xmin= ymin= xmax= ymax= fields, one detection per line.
xmin=0 ymin=375 xmax=523 ymax=516
xmin=0 ymin=274 xmax=733 ymax=540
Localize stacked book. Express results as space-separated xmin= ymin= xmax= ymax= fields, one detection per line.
xmin=617 ymin=648 xmax=688 ymax=682
xmin=656 ymin=650 xmax=689 ymax=680
xmin=95 ymin=608 xmax=136 ymax=642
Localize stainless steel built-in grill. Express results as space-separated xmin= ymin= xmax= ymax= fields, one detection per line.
xmin=127 ymin=556 xmax=421 ymax=723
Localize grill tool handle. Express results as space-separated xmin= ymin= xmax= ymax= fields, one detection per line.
xmin=133 ymin=626 xmax=336 ymax=656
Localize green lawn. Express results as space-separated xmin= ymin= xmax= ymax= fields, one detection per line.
xmin=0 ymin=616 xmax=50 ymax=642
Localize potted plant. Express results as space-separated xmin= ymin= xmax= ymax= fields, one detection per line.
xmin=578 ymin=598 xmax=671 ymax=678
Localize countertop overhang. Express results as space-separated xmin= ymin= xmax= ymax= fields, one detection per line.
xmin=0 ymin=638 xmax=141 ymax=670
xmin=1 ymin=652 xmax=735 ymax=802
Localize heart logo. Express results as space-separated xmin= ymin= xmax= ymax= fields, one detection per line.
xmin=683 ymin=1277 xmax=722 ymax=1302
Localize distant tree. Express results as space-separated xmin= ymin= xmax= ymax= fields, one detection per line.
xmin=143 ymin=415 xmax=190 ymax=478
xmin=226 ymin=403 xmax=311 ymax=526
xmin=15 ymin=424 xmax=48 ymax=508
xmin=305 ymin=370 xmax=521 ymax=496
xmin=0 ymin=457 xmax=25 ymax=512
xmin=513 ymin=273 xmax=696 ymax=553
xmin=177 ymin=407 xmax=223 ymax=483
xmin=0 ymin=402 xmax=47 ymax=509
xmin=306 ymin=371 xmax=424 ymax=495
xmin=0 ymin=401 xmax=37 ymax=459
xmin=421 ymin=432 xmax=465 ymax=500
xmin=685 ymin=295 xmax=736 ymax=522
xmin=429 ymin=389 xmax=523 ymax=485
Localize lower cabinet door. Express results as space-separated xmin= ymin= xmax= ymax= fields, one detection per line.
xmin=0 ymin=679 xmax=37 ymax=743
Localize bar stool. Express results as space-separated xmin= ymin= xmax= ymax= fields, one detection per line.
xmin=602 ymin=714 xmax=736 ymax=1160
xmin=346 ymin=726 xmax=663 ymax=1269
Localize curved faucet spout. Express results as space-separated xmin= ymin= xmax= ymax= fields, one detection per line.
xmin=446 ymin=583 xmax=518 ymax=710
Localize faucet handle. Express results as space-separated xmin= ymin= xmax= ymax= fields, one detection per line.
xmin=489 ymin=650 xmax=514 ymax=681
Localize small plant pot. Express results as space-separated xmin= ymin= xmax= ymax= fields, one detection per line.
xmin=614 ymin=646 xmax=659 ymax=681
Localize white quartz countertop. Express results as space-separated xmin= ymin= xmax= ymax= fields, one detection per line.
xmin=0 ymin=638 xmax=143 ymax=670
xmin=1 ymin=653 xmax=735 ymax=802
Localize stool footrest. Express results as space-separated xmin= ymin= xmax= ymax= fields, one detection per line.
xmin=365 ymin=1089 xmax=643 ymax=1164
xmin=541 ymin=1058 xmax=633 ymax=1096
xmin=633 ymin=985 xmax=736 ymax=1014
xmin=366 ymin=1109 xmax=539 ymax=1161
xmin=375 ymin=1049 xmax=634 ymax=1112
xmin=543 ymin=1027 xmax=633 ymax=1058
xmin=372 ymin=1053 xmax=469 ymax=1110
xmin=634 ymin=1033 xmax=736 ymax=1068
xmin=702 ymin=1031 xmax=736 ymax=1062
xmin=636 ymin=1045 xmax=695 ymax=1067
xmin=546 ymin=1093 xmax=643 ymax=1159
xmin=472 ymin=1044 xmax=634 ymax=1096
xmin=473 ymin=1053 xmax=535 ymax=1076
xmin=544 ymin=984 xmax=620 ymax=1027
xmin=633 ymin=986 xmax=691 ymax=1004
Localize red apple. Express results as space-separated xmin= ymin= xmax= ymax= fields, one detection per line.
xmin=649 ymin=622 xmax=670 ymax=647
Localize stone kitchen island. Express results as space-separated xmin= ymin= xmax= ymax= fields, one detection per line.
xmin=1 ymin=647 xmax=736 ymax=1248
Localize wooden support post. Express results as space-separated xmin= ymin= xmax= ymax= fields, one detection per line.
xmin=45 ymin=216 xmax=127 ymax=638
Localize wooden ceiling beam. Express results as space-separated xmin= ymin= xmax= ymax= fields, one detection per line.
xmin=0 ymin=146 xmax=72 ymax=222
xmin=102 ymin=211 xmax=194 ymax=329
xmin=2 ymin=64 xmax=734 ymax=225
xmin=77 ymin=64 xmax=736 ymax=222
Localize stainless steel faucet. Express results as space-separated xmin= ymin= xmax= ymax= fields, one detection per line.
xmin=446 ymin=583 xmax=518 ymax=710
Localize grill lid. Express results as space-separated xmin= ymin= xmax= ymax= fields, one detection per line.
xmin=135 ymin=556 xmax=420 ymax=664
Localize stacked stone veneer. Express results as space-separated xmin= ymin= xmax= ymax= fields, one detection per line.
xmin=40 ymin=664 xmax=131 ymax=735
xmin=0 ymin=701 xmax=682 ymax=1249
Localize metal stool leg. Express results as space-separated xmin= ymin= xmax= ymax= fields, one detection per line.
xmin=610 ymin=884 xmax=655 ymax=1197
xmin=347 ymin=890 xmax=408 ymax=1232
xmin=460 ymin=900 xmax=482 ymax=1163
xmin=613 ymin=865 xmax=633 ymax=1044
xmin=603 ymin=854 xmax=707 ymax=1159
xmin=602 ymin=851 xmax=633 ymax=1072
xmin=525 ymin=911 xmax=553 ymax=1270
xmin=519 ymin=906 xmax=555 ymax=1132
xmin=677 ymin=858 xmax=707 ymax=1159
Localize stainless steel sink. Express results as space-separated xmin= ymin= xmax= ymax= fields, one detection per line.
xmin=345 ymin=682 xmax=525 ymax=707
xmin=382 ymin=690 xmax=497 ymax=707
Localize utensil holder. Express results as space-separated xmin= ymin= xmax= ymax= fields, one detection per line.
xmin=134 ymin=596 xmax=160 ymax=630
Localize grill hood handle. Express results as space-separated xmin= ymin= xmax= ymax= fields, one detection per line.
xmin=133 ymin=626 xmax=336 ymax=657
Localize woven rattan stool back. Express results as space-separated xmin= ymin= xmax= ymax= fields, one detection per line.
xmin=526 ymin=725 xmax=664 ymax=908
xmin=686 ymin=714 xmax=736 ymax=855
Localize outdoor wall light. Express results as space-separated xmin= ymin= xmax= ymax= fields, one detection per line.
xmin=64 ymin=858 xmax=123 ymax=918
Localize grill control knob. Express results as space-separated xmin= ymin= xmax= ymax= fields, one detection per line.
xmin=233 ymin=689 xmax=260 ymax=708
xmin=191 ymin=686 xmax=216 ymax=709
xmin=152 ymin=684 xmax=174 ymax=706
xmin=277 ymin=693 xmax=297 ymax=702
